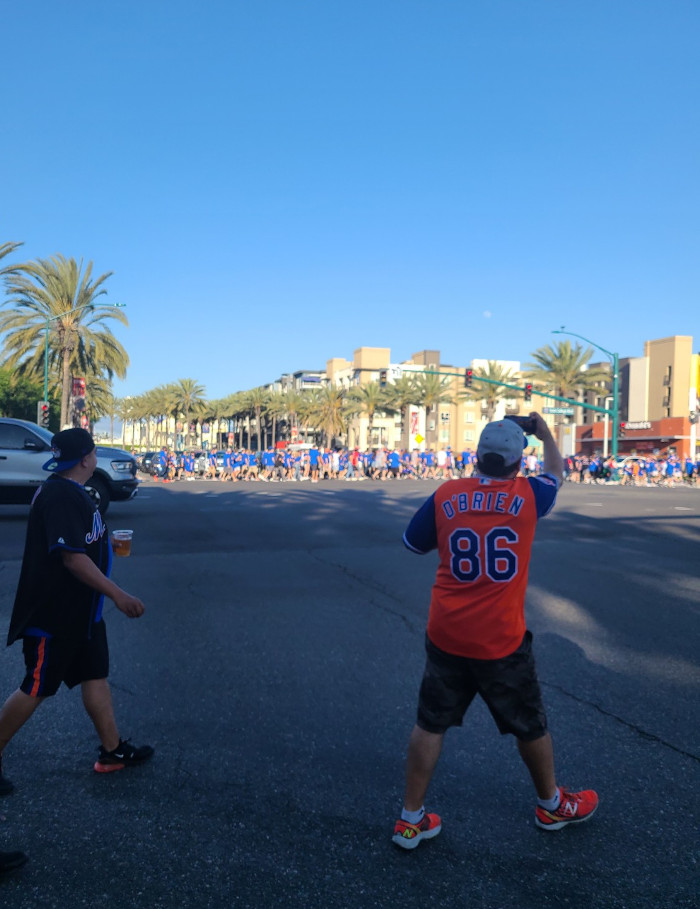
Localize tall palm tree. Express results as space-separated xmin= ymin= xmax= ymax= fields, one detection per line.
xmin=281 ymin=389 xmax=306 ymax=442
xmin=244 ymin=386 xmax=270 ymax=451
xmin=265 ymin=390 xmax=289 ymax=447
xmin=171 ymin=378 xmax=207 ymax=447
xmin=297 ymin=389 xmax=321 ymax=443
xmin=414 ymin=372 xmax=453 ymax=448
xmin=525 ymin=341 xmax=611 ymax=400
xmin=143 ymin=385 xmax=176 ymax=448
xmin=117 ymin=396 xmax=138 ymax=448
xmin=461 ymin=360 xmax=521 ymax=422
xmin=310 ymin=385 xmax=347 ymax=447
xmin=385 ymin=374 xmax=422 ymax=448
xmin=0 ymin=255 xmax=128 ymax=427
xmin=346 ymin=381 xmax=394 ymax=446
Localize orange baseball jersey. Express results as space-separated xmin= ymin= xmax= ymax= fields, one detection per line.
xmin=403 ymin=475 xmax=559 ymax=659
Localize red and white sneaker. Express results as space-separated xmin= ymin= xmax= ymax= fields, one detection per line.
xmin=535 ymin=787 xmax=598 ymax=831
xmin=392 ymin=812 xmax=442 ymax=850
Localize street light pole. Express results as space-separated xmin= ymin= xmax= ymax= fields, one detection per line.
xmin=42 ymin=303 xmax=126 ymax=402
xmin=552 ymin=328 xmax=620 ymax=459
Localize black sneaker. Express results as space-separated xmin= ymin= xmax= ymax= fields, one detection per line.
xmin=94 ymin=739 xmax=154 ymax=774
xmin=0 ymin=850 xmax=28 ymax=874
xmin=0 ymin=754 xmax=14 ymax=796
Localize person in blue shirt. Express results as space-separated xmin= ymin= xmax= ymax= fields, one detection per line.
xmin=309 ymin=446 xmax=320 ymax=483
xmin=388 ymin=449 xmax=400 ymax=479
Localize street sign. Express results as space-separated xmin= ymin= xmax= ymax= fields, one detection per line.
xmin=543 ymin=407 xmax=574 ymax=415
xmin=414 ymin=433 xmax=424 ymax=443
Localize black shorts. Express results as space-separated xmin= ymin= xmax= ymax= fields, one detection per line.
xmin=20 ymin=620 xmax=110 ymax=697
xmin=416 ymin=631 xmax=547 ymax=741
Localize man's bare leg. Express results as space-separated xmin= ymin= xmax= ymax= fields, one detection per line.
xmin=517 ymin=732 xmax=557 ymax=800
xmin=81 ymin=679 xmax=119 ymax=752
xmin=402 ymin=724 xmax=444 ymax=811
xmin=0 ymin=690 xmax=44 ymax=755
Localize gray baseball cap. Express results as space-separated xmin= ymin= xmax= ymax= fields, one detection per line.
xmin=476 ymin=419 xmax=526 ymax=476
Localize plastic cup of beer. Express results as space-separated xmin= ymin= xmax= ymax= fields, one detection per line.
xmin=111 ymin=529 xmax=133 ymax=557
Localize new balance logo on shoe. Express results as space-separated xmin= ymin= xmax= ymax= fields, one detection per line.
xmin=392 ymin=813 xmax=442 ymax=850
xmin=535 ymin=787 xmax=598 ymax=831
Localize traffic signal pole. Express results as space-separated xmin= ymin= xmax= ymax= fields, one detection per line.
xmin=402 ymin=367 xmax=614 ymax=416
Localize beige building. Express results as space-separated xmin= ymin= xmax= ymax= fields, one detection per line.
xmin=643 ymin=336 xmax=693 ymax=421
xmin=579 ymin=335 xmax=698 ymax=458
xmin=325 ymin=346 xmax=534 ymax=452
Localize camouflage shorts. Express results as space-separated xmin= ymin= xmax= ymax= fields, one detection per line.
xmin=416 ymin=631 xmax=548 ymax=741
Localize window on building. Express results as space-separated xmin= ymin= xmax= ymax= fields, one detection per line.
xmin=463 ymin=411 xmax=474 ymax=424
xmin=463 ymin=430 xmax=475 ymax=442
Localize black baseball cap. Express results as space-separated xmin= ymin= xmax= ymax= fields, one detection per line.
xmin=42 ymin=428 xmax=96 ymax=472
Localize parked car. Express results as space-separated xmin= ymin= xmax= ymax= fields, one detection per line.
xmin=0 ymin=418 xmax=139 ymax=515
xmin=138 ymin=451 xmax=159 ymax=474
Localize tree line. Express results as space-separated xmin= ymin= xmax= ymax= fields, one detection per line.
xmin=0 ymin=240 xmax=611 ymax=444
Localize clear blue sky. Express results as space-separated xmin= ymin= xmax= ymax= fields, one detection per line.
xmin=1 ymin=1 xmax=698 ymax=400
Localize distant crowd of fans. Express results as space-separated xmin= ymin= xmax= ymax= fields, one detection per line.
xmin=564 ymin=454 xmax=698 ymax=486
xmin=137 ymin=446 xmax=699 ymax=486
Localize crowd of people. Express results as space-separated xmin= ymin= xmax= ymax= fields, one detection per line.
xmin=564 ymin=453 xmax=699 ymax=486
xmin=147 ymin=445 xmax=540 ymax=483
xmin=144 ymin=445 xmax=700 ymax=487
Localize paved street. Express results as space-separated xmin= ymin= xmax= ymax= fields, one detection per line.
xmin=0 ymin=478 xmax=698 ymax=908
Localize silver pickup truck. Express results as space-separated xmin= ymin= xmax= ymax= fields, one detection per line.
xmin=0 ymin=417 xmax=139 ymax=515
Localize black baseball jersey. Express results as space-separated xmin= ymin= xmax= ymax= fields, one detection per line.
xmin=7 ymin=475 xmax=112 ymax=645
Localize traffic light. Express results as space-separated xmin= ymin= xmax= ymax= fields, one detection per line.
xmin=379 ymin=370 xmax=388 ymax=387
xmin=524 ymin=383 xmax=532 ymax=403
xmin=464 ymin=368 xmax=473 ymax=388
xmin=37 ymin=401 xmax=50 ymax=428
xmin=619 ymin=421 xmax=626 ymax=437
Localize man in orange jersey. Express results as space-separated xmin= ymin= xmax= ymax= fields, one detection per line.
xmin=0 ymin=429 xmax=153 ymax=797
xmin=392 ymin=414 xmax=598 ymax=850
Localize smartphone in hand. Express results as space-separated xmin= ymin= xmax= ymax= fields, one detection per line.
xmin=505 ymin=414 xmax=537 ymax=435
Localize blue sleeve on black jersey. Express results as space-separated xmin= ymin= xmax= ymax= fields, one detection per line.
xmin=403 ymin=493 xmax=437 ymax=553
xmin=528 ymin=474 xmax=560 ymax=518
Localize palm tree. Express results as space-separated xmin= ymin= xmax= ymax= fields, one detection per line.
xmin=143 ymin=385 xmax=176 ymax=448
xmin=0 ymin=241 xmax=25 ymax=279
xmin=0 ymin=255 xmax=128 ymax=428
xmin=414 ymin=372 xmax=454 ymax=448
xmin=117 ymin=396 xmax=139 ymax=448
xmin=297 ymin=389 xmax=321 ymax=443
xmin=346 ymin=381 xmax=395 ymax=446
xmin=281 ymin=389 xmax=306 ymax=442
xmin=385 ymin=374 xmax=422 ymax=448
xmin=525 ymin=341 xmax=611 ymax=401
xmin=461 ymin=360 xmax=521 ymax=422
xmin=310 ymin=385 xmax=347 ymax=447
xmin=87 ymin=379 xmax=118 ymax=435
xmin=171 ymin=378 xmax=207 ymax=447
xmin=244 ymin=386 xmax=269 ymax=451
xmin=203 ymin=398 xmax=231 ymax=449
xmin=265 ymin=390 xmax=290 ymax=447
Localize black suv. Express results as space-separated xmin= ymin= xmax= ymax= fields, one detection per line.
xmin=0 ymin=418 xmax=139 ymax=515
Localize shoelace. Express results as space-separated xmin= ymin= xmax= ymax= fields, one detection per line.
xmin=557 ymin=791 xmax=580 ymax=816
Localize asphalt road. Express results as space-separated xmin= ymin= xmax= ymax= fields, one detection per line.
xmin=0 ymin=477 xmax=698 ymax=908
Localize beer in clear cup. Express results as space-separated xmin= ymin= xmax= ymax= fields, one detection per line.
xmin=111 ymin=529 xmax=133 ymax=557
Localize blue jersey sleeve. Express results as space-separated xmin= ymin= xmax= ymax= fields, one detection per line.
xmin=527 ymin=474 xmax=560 ymax=518
xmin=403 ymin=493 xmax=438 ymax=553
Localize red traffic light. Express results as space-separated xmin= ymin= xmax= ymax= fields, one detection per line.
xmin=37 ymin=401 xmax=51 ymax=428
xmin=524 ymin=383 xmax=533 ymax=402
xmin=464 ymin=369 xmax=473 ymax=388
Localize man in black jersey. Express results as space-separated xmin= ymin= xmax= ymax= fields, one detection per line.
xmin=0 ymin=428 xmax=153 ymax=796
